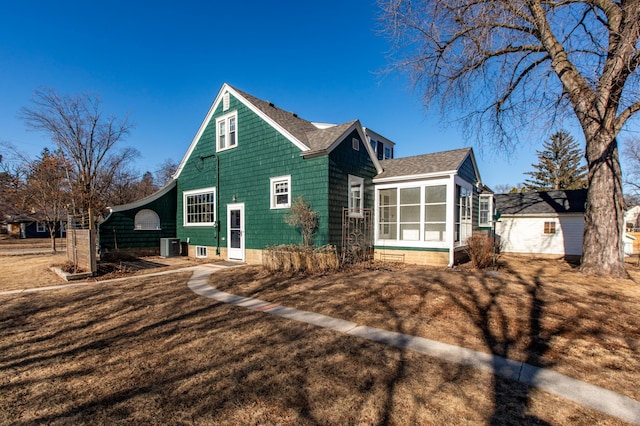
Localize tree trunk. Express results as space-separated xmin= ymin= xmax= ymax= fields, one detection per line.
xmin=580 ymin=133 xmax=627 ymax=277
xmin=49 ymin=228 xmax=57 ymax=253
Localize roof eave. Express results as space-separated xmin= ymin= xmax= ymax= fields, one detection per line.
xmin=373 ymin=170 xmax=458 ymax=184
xmin=106 ymin=180 xmax=177 ymax=214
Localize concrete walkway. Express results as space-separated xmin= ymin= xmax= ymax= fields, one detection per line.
xmin=187 ymin=264 xmax=640 ymax=425
xmin=2 ymin=263 xmax=639 ymax=424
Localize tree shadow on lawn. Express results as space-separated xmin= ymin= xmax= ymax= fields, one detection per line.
xmin=0 ymin=265 xmax=636 ymax=425
xmin=213 ymin=261 xmax=639 ymax=424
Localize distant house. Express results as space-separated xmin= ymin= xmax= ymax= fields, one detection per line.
xmin=4 ymin=215 xmax=66 ymax=239
xmin=99 ymin=83 xmax=488 ymax=266
xmin=494 ymin=189 xmax=587 ymax=259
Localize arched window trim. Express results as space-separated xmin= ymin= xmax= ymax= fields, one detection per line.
xmin=134 ymin=209 xmax=161 ymax=231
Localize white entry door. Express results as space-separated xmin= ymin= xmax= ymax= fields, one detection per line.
xmin=227 ymin=203 xmax=245 ymax=261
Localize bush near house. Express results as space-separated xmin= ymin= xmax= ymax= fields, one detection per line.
xmin=465 ymin=234 xmax=500 ymax=269
xmin=263 ymin=245 xmax=339 ymax=274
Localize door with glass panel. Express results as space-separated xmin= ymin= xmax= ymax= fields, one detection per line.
xmin=227 ymin=203 xmax=244 ymax=261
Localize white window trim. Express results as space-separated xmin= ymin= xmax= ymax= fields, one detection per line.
xmin=479 ymin=194 xmax=493 ymax=227
xmin=270 ymin=175 xmax=291 ymax=209
xmin=195 ymin=246 xmax=208 ymax=258
xmin=348 ymin=175 xmax=364 ymax=217
xmin=36 ymin=222 xmax=46 ymax=233
xmin=374 ymin=179 xmax=450 ymax=249
xmin=216 ymin=111 xmax=238 ymax=152
xmin=183 ymin=187 xmax=216 ymax=227
xmin=352 ymin=138 xmax=360 ymax=151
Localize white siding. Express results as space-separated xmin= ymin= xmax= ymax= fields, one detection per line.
xmin=496 ymin=215 xmax=584 ymax=256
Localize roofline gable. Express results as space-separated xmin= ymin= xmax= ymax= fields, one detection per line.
xmin=459 ymin=148 xmax=483 ymax=186
xmin=174 ymin=83 xmax=311 ymax=178
xmin=319 ymin=120 xmax=383 ymax=174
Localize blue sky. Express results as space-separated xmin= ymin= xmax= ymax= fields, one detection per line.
xmin=0 ymin=0 xmax=602 ymax=190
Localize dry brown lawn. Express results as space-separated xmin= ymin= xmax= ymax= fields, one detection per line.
xmin=0 ymin=248 xmax=639 ymax=425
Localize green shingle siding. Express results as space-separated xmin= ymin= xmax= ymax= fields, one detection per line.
xmin=176 ymin=92 xmax=331 ymax=250
xmin=328 ymin=130 xmax=378 ymax=248
xmin=99 ymin=185 xmax=177 ymax=250
xmin=458 ymin=155 xmax=478 ymax=185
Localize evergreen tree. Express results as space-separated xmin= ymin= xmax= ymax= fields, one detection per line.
xmin=524 ymin=131 xmax=587 ymax=191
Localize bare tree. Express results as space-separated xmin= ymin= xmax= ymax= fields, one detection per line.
xmin=19 ymin=88 xmax=138 ymax=217
xmin=24 ymin=149 xmax=71 ymax=252
xmin=155 ymin=158 xmax=179 ymax=187
xmin=624 ymin=137 xmax=640 ymax=198
xmin=0 ymin=142 xmax=28 ymax=222
xmin=379 ymin=0 xmax=640 ymax=276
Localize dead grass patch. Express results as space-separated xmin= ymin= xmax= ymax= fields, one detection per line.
xmin=214 ymin=255 xmax=640 ymax=407
xmin=0 ymin=270 xmax=630 ymax=425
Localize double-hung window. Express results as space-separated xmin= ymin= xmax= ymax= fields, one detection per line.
xmin=348 ymin=175 xmax=364 ymax=217
xmin=216 ymin=111 xmax=237 ymax=152
xmin=479 ymin=194 xmax=493 ymax=227
xmin=270 ymin=176 xmax=291 ymax=209
xmin=183 ymin=188 xmax=216 ymax=226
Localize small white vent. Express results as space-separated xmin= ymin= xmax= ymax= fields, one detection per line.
xmin=223 ymin=93 xmax=230 ymax=111
xmin=352 ymin=138 xmax=360 ymax=151
xmin=196 ymin=246 xmax=208 ymax=258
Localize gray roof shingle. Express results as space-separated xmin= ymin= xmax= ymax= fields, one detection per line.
xmin=231 ymin=86 xmax=356 ymax=152
xmin=495 ymin=189 xmax=588 ymax=215
xmin=375 ymin=148 xmax=471 ymax=179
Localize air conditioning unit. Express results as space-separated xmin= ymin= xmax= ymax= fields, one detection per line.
xmin=160 ymin=238 xmax=181 ymax=257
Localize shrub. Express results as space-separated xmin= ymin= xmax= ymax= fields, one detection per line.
xmin=465 ymin=233 xmax=499 ymax=270
xmin=263 ymin=244 xmax=338 ymax=274
xmin=284 ymin=196 xmax=318 ymax=247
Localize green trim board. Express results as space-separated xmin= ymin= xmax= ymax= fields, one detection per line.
xmin=374 ymin=246 xmax=450 ymax=253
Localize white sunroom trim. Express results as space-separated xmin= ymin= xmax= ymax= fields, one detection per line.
xmin=374 ymin=178 xmax=452 ymax=251
xmin=373 ymin=170 xmax=459 ymax=184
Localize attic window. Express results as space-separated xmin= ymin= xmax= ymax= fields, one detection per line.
xmin=216 ymin=111 xmax=237 ymax=152
xmin=352 ymin=138 xmax=360 ymax=151
xmin=223 ymin=93 xmax=230 ymax=111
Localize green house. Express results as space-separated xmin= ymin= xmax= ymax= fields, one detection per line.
xmin=99 ymin=83 xmax=489 ymax=266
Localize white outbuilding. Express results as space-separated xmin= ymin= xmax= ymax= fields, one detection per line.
xmin=494 ymin=189 xmax=587 ymax=260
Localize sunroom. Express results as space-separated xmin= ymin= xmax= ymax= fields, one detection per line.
xmin=373 ymin=148 xmax=481 ymax=266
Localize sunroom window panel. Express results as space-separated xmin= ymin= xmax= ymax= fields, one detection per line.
xmin=400 ymin=187 xmax=420 ymax=204
xmin=400 ymin=223 xmax=420 ymax=241
xmin=400 ymin=205 xmax=420 ymax=222
xmin=425 ymin=185 xmax=446 ymax=203
xmin=425 ymin=223 xmax=446 ymax=242
xmin=425 ymin=204 xmax=446 ymax=222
